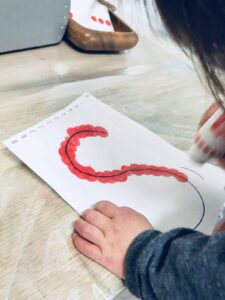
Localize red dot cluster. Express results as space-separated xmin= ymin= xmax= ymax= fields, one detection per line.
xmin=91 ymin=16 xmax=112 ymax=26
xmin=59 ymin=124 xmax=189 ymax=184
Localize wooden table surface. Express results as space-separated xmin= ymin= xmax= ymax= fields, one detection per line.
xmin=0 ymin=36 xmax=213 ymax=300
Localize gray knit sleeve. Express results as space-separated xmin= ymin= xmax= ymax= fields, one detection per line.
xmin=125 ymin=228 xmax=225 ymax=300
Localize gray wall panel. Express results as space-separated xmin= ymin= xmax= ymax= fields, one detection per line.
xmin=0 ymin=0 xmax=70 ymax=53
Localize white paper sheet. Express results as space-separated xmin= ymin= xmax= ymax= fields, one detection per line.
xmin=70 ymin=0 xmax=114 ymax=32
xmin=4 ymin=93 xmax=225 ymax=234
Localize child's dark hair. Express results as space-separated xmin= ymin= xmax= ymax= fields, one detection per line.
xmin=154 ymin=0 xmax=225 ymax=107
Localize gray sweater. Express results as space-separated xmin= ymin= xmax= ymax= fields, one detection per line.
xmin=125 ymin=228 xmax=225 ymax=299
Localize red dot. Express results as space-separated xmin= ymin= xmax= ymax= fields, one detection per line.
xmin=105 ymin=20 xmax=112 ymax=26
xmin=98 ymin=18 xmax=104 ymax=24
xmin=91 ymin=16 xmax=97 ymax=22
xmin=68 ymin=12 xmax=73 ymax=19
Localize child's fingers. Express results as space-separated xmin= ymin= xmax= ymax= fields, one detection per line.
xmin=198 ymin=102 xmax=220 ymax=128
xmin=72 ymin=233 xmax=102 ymax=263
xmin=94 ymin=200 xmax=119 ymax=218
xmin=74 ymin=218 xmax=104 ymax=246
xmin=82 ymin=209 xmax=111 ymax=233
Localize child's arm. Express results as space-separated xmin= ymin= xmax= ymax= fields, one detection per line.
xmin=73 ymin=201 xmax=225 ymax=299
xmin=125 ymin=228 xmax=225 ymax=299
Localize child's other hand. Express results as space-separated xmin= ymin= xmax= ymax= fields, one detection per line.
xmin=198 ymin=102 xmax=225 ymax=168
xmin=72 ymin=200 xmax=152 ymax=278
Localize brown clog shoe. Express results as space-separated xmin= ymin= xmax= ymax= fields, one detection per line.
xmin=66 ymin=9 xmax=138 ymax=52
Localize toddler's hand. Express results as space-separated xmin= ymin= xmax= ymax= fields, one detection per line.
xmin=72 ymin=200 xmax=152 ymax=278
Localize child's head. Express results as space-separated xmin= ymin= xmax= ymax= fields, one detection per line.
xmin=154 ymin=0 xmax=225 ymax=107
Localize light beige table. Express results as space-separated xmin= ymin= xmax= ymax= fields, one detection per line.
xmin=0 ymin=35 xmax=213 ymax=300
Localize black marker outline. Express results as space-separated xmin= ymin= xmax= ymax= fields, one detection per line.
xmin=181 ymin=166 xmax=205 ymax=181
xmin=62 ymin=128 xmax=205 ymax=229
